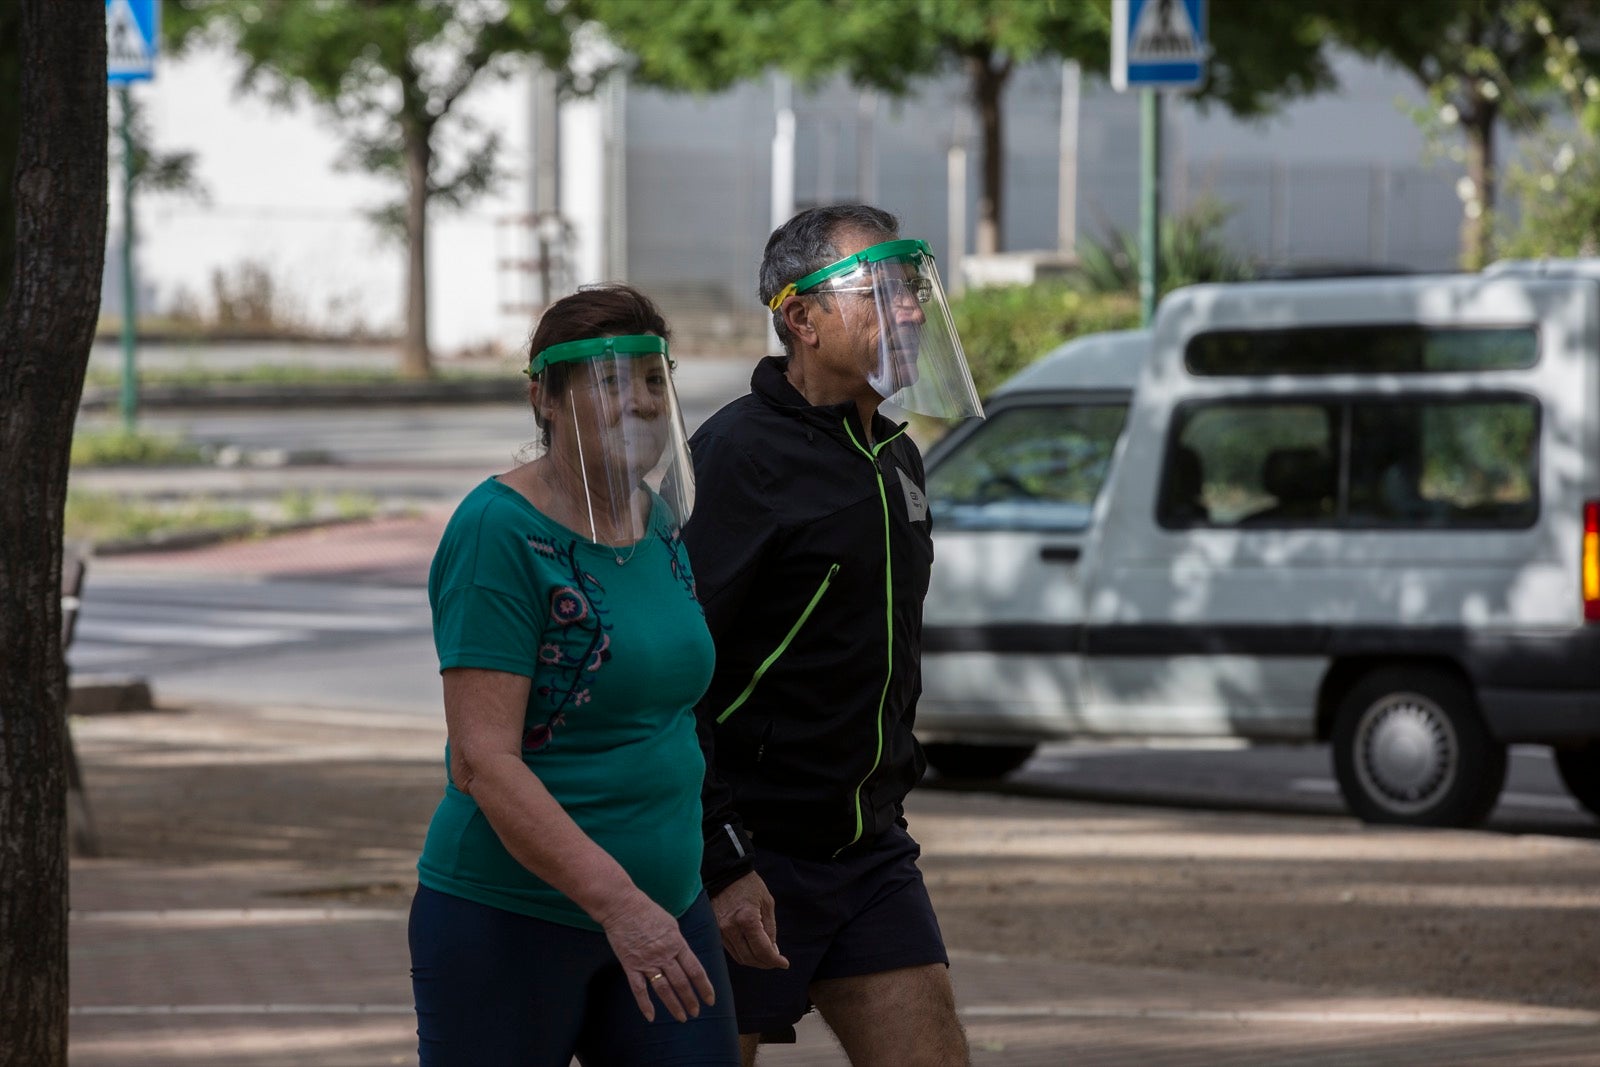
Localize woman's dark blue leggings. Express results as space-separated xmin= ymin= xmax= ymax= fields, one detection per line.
xmin=409 ymin=885 xmax=739 ymax=1067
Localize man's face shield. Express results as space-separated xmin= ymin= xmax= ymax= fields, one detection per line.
xmin=771 ymin=238 xmax=985 ymax=421
xmin=527 ymin=334 xmax=694 ymax=542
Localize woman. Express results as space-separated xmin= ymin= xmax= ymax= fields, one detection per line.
xmin=409 ymin=285 xmax=738 ymax=1065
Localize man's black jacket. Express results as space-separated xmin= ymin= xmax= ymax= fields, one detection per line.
xmin=682 ymin=355 xmax=933 ymax=892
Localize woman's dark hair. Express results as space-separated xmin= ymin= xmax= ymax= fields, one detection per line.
xmin=527 ymin=284 xmax=672 ymax=445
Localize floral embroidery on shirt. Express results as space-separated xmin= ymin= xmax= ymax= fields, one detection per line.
xmin=661 ymin=525 xmax=701 ymax=609
xmin=550 ymin=586 xmax=589 ymax=625
xmin=524 ymin=533 xmax=615 ymax=751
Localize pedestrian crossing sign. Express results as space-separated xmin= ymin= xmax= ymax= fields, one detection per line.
xmin=1112 ymin=0 xmax=1208 ymax=91
xmin=106 ymin=0 xmax=158 ymax=84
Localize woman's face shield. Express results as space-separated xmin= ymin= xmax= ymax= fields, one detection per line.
xmin=777 ymin=238 xmax=985 ymax=421
xmin=528 ymin=335 xmax=694 ymax=542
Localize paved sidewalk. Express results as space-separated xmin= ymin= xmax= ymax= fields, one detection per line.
xmin=68 ymin=701 xmax=1600 ymax=1066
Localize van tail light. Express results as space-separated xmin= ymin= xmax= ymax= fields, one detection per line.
xmin=1585 ymin=501 xmax=1600 ymax=623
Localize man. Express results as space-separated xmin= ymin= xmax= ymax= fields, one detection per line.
xmin=682 ymin=204 xmax=984 ymax=1066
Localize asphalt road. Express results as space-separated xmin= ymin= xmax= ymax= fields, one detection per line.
xmin=71 ymin=564 xmax=1596 ymax=836
xmin=66 ymin=359 xmax=1598 ymax=837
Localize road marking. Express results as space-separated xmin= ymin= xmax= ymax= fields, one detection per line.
xmin=70 ymin=1002 xmax=1600 ymax=1026
xmin=960 ymin=1004 xmax=1600 ymax=1027
xmin=74 ymin=908 xmax=406 ymax=923
xmin=1289 ymin=777 xmax=1579 ymax=812
xmin=71 ymin=1004 xmax=412 ymax=1016
xmin=73 ymin=620 xmax=310 ymax=648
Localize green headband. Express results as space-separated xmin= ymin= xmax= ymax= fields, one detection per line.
xmin=528 ymin=334 xmax=670 ymax=375
xmin=766 ymin=238 xmax=933 ymax=312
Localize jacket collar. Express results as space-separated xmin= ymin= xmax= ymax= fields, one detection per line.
xmin=751 ymin=355 xmax=904 ymax=450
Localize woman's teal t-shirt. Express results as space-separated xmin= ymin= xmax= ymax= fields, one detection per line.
xmin=419 ymin=477 xmax=714 ymax=930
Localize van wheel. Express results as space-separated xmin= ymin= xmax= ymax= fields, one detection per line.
xmin=1331 ymin=668 xmax=1506 ymax=827
xmin=923 ymin=742 xmax=1037 ymax=780
xmin=1553 ymin=743 xmax=1600 ymax=820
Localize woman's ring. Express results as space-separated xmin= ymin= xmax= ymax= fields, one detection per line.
xmin=648 ymin=972 xmax=666 ymax=983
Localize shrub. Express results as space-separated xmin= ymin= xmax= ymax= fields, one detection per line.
xmin=70 ymin=429 xmax=205 ymax=467
xmin=1075 ymin=196 xmax=1255 ymax=297
xmin=951 ymin=284 xmax=1140 ymax=400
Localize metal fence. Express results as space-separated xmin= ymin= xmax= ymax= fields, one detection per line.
xmin=619 ymin=64 xmax=1471 ymax=352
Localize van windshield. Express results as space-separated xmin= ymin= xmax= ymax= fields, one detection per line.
xmin=929 ymin=403 xmax=1129 ymax=531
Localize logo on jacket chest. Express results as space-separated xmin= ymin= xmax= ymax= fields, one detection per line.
xmin=896 ymin=467 xmax=928 ymax=523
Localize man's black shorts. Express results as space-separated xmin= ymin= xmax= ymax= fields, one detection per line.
xmin=725 ymin=821 xmax=949 ymax=1040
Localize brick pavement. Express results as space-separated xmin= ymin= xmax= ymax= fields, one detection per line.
xmin=66 ymin=701 xmax=1600 ymax=1066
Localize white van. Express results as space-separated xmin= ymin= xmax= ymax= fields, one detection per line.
xmin=917 ymin=266 xmax=1600 ymax=827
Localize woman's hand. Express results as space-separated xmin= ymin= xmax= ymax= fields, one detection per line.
xmin=598 ymin=891 xmax=717 ymax=1023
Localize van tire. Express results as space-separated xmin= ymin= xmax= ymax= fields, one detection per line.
xmin=923 ymin=742 xmax=1037 ymax=780
xmin=1331 ymin=668 xmax=1506 ymax=827
xmin=1553 ymin=743 xmax=1600 ymax=820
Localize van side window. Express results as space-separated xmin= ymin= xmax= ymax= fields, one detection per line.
xmin=929 ymin=404 xmax=1128 ymax=531
xmin=1346 ymin=400 xmax=1539 ymax=526
xmin=1159 ymin=396 xmax=1540 ymax=529
xmin=1185 ymin=325 xmax=1538 ymax=375
xmin=1160 ymin=402 xmax=1339 ymax=527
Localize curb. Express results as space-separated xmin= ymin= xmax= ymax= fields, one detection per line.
xmin=89 ymin=513 xmax=418 ymax=557
xmin=68 ymin=677 xmax=155 ymax=716
xmin=80 ymin=379 xmax=520 ymax=411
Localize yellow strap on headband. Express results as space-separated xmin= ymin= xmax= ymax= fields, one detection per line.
xmin=766 ymin=283 xmax=798 ymax=312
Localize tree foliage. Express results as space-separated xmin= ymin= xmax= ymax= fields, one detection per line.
xmin=1498 ymin=2 xmax=1600 ymax=256
xmin=1322 ymin=0 xmax=1600 ymax=269
xmin=167 ymin=0 xmax=579 ymax=376
xmin=587 ymin=0 xmax=1339 ymax=254
xmin=111 ymin=90 xmax=208 ymax=204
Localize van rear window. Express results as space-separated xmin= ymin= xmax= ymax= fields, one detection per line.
xmin=1185 ymin=325 xmax=1538 ymax=376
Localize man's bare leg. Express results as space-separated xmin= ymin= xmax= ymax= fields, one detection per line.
xmin=809 ymin=964 xmax=968 ymax=1067
xmin=738 ymin=1033 xmax=761 ymax=1067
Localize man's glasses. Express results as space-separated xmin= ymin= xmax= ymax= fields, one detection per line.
xmin=818 ymin=276 xmax=934 ymax=305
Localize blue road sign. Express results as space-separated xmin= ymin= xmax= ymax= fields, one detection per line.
xmin=107 ymin=0 xmax=158 ymax=84
xmin=1112 ymin=0 xmax=1208 ymax=92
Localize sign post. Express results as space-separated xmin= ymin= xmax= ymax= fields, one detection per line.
xmin=1111 ymin=0 xmax=1208 ymax=326
xmin=106 ymin=0 xmax=158 ymax=431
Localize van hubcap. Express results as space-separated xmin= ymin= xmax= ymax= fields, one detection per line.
xmin=1355 ymin=695 xmax=1456 ymax=812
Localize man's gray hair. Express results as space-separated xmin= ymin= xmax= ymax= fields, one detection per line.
xmin=760 ymin=204 xmax=899 ymax=355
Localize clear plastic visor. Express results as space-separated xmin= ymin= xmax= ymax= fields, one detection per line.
xmin=816 ymin=252 xmax=984 ymax=421
xmin=529 ymin=350 xmax=694 ymax=543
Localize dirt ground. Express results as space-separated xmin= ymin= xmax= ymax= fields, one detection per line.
xmin=75 ymin=702 xmax=1600 ymax=1016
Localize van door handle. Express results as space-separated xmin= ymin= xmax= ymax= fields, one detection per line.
xmin=1040 ymin=545 xmax=1081 ymax=564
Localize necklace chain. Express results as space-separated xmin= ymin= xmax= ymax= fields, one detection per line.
xmin=531 ymin=461 xmax=643 ymax=564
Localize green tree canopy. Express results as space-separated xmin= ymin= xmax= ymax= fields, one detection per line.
xmin=1322 ymin=0 xmax=1600 ymax=269
xmin=587 ymin=0 xmax=1340 ymax=255
xmin=1498 ymin=2 xmax=1600 ymax=256
xmin=168 ymin=0 xmax=579 ymax=377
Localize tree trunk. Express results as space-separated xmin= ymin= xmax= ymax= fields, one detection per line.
xmin=967 ymin=52 xmax=1011 ymax=257
xmin=401 ymin=119 xmax=432 ymax=379
xmin=1461 ymin=105 xmax=1497 ymax=271
xmin=0 ymin=1 xmax=20 ymax=308
xmin=0 ymin=2 xmax=108 ymax=1064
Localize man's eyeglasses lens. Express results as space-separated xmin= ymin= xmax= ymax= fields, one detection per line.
xmin=820 ymin=276 xmax=933 ymax=304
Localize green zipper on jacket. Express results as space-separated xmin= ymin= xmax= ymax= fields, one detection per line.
xmin=837 ymin=418 xmax=909 ymax=856
xmin=716 ymin=562 xmax=841 ymax=724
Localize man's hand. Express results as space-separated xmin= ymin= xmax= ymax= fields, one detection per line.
xmin=711 ymin=871 xmax=790 ymax=970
